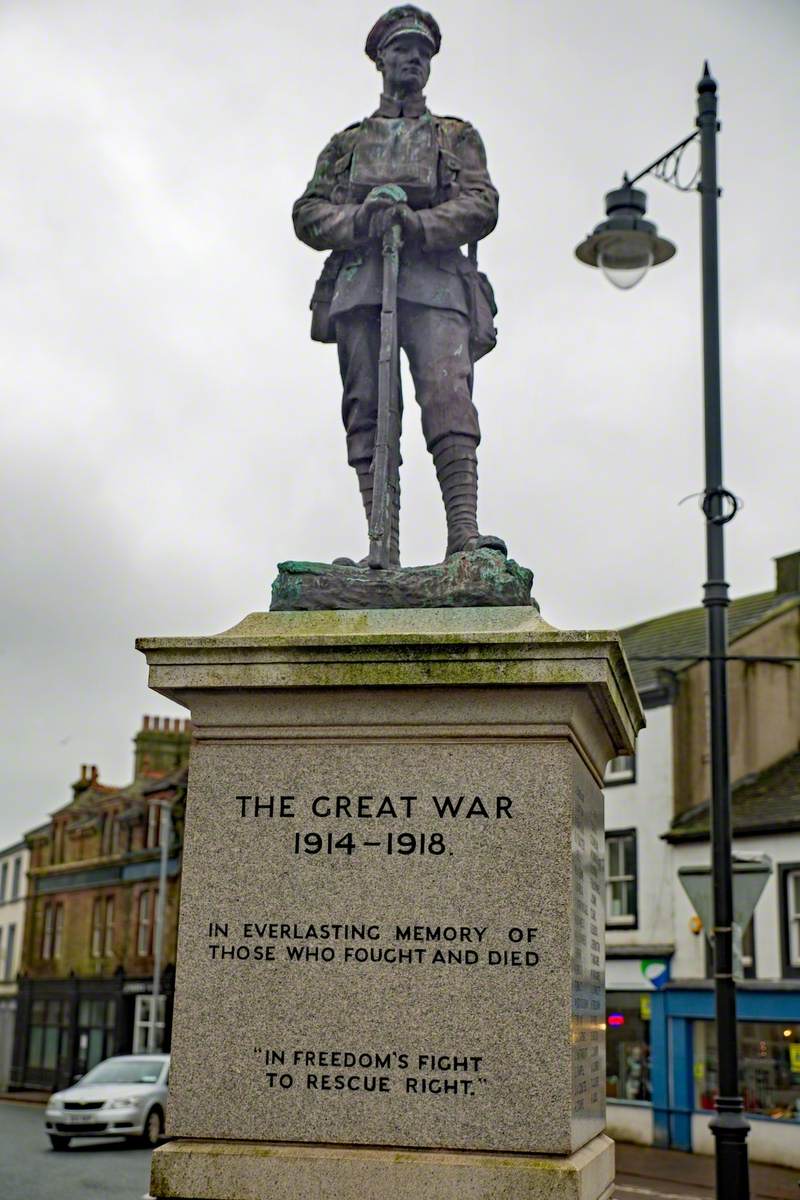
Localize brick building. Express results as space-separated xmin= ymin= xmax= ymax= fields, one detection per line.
xmin=11 ymin=717 xmax=189 ymax=1093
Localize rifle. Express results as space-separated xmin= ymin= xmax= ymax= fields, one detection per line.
xmin=368 ymin=218 xmax=403 ymax=569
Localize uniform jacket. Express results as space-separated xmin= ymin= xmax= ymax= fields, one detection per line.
xmin=292 ymin=96 xmax=499 ymax=319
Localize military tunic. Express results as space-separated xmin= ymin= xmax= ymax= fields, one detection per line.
xmin=293 ymin=94 xmax=498 ymax=466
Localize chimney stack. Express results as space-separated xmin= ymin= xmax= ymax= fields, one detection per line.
xmin=775 ymin=551 xmax=800 ymax=596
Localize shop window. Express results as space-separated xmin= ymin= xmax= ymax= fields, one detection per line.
xmin=694 ymin=1021 xmax=800 ymax=1121
xmin=133 ymin=994 xmax=166 ymax=1053
xmin=76 ymin=998 xmax=116 ymax=1076
xmin=604 ymin=755 xmax=636 ymax=786
xmin=781 ymin=865 xmax=800 ymax=977
xmin=27 ymin=998 xmax=69 ymax=1071
xmin=605 ymin=831 xmax=637 ymax=927
xmin=605 ymin=991 xmax=651 ymax=1102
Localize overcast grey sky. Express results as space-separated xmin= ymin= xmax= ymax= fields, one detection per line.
xmin=2 ymin=0 xmax=798 ymax=846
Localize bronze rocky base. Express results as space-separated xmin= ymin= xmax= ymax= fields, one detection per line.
xmin=270 ymin=548 xmax=535 ymax=612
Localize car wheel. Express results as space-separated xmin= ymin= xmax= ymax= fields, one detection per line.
xmin=141 ymin=1106 xmax=163 ymax=1147
xmin=49 ymin=1134 xmax=71 ymax=1151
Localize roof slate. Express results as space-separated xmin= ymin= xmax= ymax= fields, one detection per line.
xmin=619 ymin=590 xmax=799 ymax=695
xmin=666 ymin=749 xmax=800 ymax=842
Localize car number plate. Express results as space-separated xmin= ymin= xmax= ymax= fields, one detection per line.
xmin=70 ymin=1112 xmax=98 ymax=1123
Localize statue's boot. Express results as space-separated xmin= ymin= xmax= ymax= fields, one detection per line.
xmin=433 ymin=436 xmax=507 ymax=559
xmin=334 ymin=459 xmax=400 ymax=568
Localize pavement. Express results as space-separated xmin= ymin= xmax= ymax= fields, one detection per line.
xmin=1 ymin=1097 xmax=798 ymax=1199
xmin=616 ymin=1142 xmax=800 ymax=1200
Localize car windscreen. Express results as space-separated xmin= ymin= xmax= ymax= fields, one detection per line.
xmin=77 ymin=1059 xmax=165 ymax=1086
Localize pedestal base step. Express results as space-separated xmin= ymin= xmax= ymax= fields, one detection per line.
xmin=150 ymin=1134 xmax=614 ymax=1200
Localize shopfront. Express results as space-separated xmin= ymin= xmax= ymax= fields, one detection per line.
xmin=11 ymin=968 xmax=174 ymax=1093
xmin=604 ymin=952 xmax=671 ymax=1146
xmin=650 ymin=983 xmax=800 ymax=1168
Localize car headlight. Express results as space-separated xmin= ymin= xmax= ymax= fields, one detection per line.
xmin=47 ymin=1096 xmax=64 ymax=1110
xmin=105 ymin=1096 xmax=141 ymax=1109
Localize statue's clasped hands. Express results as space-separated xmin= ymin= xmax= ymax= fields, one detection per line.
xmin=354 ymin=185 xmax=423 ymax=243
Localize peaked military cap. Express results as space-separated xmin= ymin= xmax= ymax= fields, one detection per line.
xmin=365 ymin=5 xmax=441 ymax=62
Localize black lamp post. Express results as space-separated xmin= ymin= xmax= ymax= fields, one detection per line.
xmin=576 ymin=66 xmax=748 ymax=1200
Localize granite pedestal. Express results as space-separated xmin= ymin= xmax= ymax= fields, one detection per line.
xmin=137 ymin=607 xmax=642 ymax=1199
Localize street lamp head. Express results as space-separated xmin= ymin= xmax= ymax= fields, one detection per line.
xmin=575 ymin=183 xmax=676 ymax=289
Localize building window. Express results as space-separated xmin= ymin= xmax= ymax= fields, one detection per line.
xmin=604 ymin=755 xmax=636 ymax=786
xmin=779 ymin=864 xmax=800 ymax=978
xmin=146 ymin=805 xmax=160 ymax=849
xmin=91 ymin=897 xmax=114 ymax=958
xmin=137 ymin=890 xmax=153 ymax=956
xmin=111 ymin=817 xmax=121 ymax=855
xmin=104 ymin=897 xmax=114 ymax=957
xmin=91 ymin=899 xmax=103 ymax=958
xmin=694 ymin=1020 xmax=800 ymax=1120
xmin=0 ymin=862 xmax=7 ymax=901
xmin=11 ymin=856 xmax=21 ymax=899
xmin=606 ymin=992 xmax=651 ymax=1102
xmin=606 ymin=831 xmax=637 ymax=927
xmin=53 ymin=904 xmax=64 ymax=959
xmin=41 ymin=904 xmax=54 ymax=960
xmin=27 ymin=999 xmax=69 ymax=1072
xmin=101 ymin=814 xmax=111 ymax=856
xmin=41 ymin=902 xmax=64 ymax=961
xmin=3 ymin=924 xmax=15 ymax=981
xmin=53 ymin=824 xmax=64 ymax=864
xmin=787 ymin=869 xmax=800 ymax=968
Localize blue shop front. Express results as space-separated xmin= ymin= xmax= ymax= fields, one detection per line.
xmin=606 ymin=974 xmax=800 ymax=1168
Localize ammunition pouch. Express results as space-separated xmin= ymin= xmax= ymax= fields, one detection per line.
xmin=460 ymin=255 xmax=498 ymax=361
xmin=309 ymin=251 xmax=343 ymax=343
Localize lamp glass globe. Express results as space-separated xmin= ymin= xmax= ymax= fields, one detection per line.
xmin=598 ymin=236 xmax=654 ymax=290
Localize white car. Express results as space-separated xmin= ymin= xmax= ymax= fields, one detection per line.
xmin=44 ymin=1053 xmax=169 ymax=1150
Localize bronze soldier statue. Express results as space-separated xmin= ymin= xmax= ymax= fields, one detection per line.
xmin=293 ymin=5 xmax=506 ymax=567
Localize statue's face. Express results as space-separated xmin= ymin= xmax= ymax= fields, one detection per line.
xmin=378 ymin=35 xmax=432 ymax=96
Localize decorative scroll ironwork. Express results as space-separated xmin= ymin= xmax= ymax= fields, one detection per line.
xmin=627 ymin=129 xmax=701 ymax=193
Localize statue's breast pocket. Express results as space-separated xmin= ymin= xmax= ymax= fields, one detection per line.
xmin=349 ymin=118 xmax=438 ymax=208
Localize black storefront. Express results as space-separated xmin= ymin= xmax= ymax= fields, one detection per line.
xmin=11 ymin=966 xmax=175 ymax=1093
